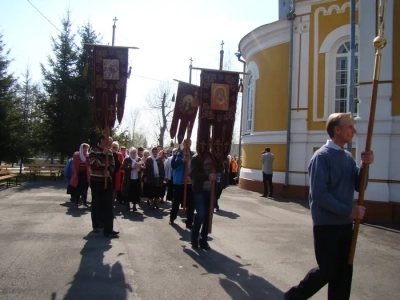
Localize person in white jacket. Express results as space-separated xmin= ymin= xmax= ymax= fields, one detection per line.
xmin=164 ymin=152 xmax=174 ymax=201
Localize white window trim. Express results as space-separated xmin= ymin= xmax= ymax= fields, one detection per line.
xmin=331 ymin=40 xmax=359 ymax=115
xmin=318 ymin=24 xmax=359 ymax=120
xmin=312 ymin=2 xmax=360 ymax=122
xmin=243 ymin=61 xmax=259 ymax=134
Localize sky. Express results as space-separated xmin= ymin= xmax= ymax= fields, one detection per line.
xmin=0 ymin=0 xmax=279 ymax=146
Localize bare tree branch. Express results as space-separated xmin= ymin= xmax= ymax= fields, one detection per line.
xmin=145 ymin=82 xmax=174 ymax=147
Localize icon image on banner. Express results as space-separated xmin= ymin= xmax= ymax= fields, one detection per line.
xmin=103 ymin=59 xmax=120 ymax=80
xmin=211 ymin=83 xmax=229 ymax=111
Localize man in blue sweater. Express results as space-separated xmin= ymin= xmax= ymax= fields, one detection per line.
xmin=169 ymin=139 xmax=195 ymax=228
xmin=285 ymin=112 xmax=374 ymax=300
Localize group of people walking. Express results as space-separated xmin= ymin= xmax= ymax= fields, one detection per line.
xmin=65 ymin=135 xmax=236 ymax=248
xmin=62 ymin=112 xmax=374 ymax=299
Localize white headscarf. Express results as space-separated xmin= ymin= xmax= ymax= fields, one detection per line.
xmin=129 ymin=147 xmax=140 ymax=172
xmin=152 ymin=152 xmax=160 ymax=177
xmin=129 ymin=147 xmax=137 ymax=160
xmin=79 ymin=144 xmax=87 ymax=162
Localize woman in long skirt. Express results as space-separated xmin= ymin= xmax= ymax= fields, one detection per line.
xmin=121 ymin=147 xmax=142 ymax=212
xmin=70 ymin=143 xmax=90 ymax=207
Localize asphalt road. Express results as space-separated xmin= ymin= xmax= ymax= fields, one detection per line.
xmin=0 ymin=182 xmax=398 ymax=300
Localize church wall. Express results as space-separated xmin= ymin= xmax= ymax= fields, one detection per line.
xmin=242 ymin=144 xmax=286 ymax=172
xmin=307 ymin=0 xmax=359 ymax=131
xmin=248 ymin=43 xmax=290 ymax=132
xmin=238 ymin=0 xmax=400 ymax=224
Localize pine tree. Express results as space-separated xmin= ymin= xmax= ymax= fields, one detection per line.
xmin=41 ymin=10 xmax=78 ymax=160
xmin=0 ymin=33 xmax=17 ymax=164
xmin=72 ymin=21 xmax=102 ymax=149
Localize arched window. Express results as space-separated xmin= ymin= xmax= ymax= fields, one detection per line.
xmin=246 ymin=75 xmax=254 ymax=133
xmin=334 ymin=41 xmax=359 ymax=115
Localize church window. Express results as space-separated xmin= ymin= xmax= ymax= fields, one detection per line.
xmin=246 ymin=75 xmax=254 ymax=133
xmin=334 ymin=41 xmax=359 ymax=115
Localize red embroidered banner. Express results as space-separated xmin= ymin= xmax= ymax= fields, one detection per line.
xmin=196 ymin=69 xmax=240 ymax=164
xmin=93 ymin=45 xmax=129 ymax=129
xmin=170 ymin=81 xmax=200 ymax=144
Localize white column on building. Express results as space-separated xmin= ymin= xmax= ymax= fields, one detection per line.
xmin=290 ymin=15 xmax=310 ymax=188
xmin=356 ymin=0 xmax=394 ymax=202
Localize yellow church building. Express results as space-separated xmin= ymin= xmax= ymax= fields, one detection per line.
xmin=238 ymin=0 xmax=399 ymax=224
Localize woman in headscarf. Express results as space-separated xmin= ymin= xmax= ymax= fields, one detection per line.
xmin=144 ymin=147 xmax=165 ymax=209
xmin=70 ymin=143 xmax=90 ymax=207
xmin=121 ymin=147 xmax=142 ymax=212
xmin=111 ymin=141 xmax=124 ymax=202
xmin=141 ymin=149 xmax=151 ymax=205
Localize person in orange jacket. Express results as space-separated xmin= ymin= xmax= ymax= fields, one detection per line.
xmin=230 ymin=155 xmax=238 ymax=185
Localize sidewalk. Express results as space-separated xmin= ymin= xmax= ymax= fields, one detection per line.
xmin=0 ymin=181 xmax=398 ymax=299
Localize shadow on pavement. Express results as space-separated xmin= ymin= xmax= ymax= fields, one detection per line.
xmin=215 ymin=210 xmax=240 ymax=219
xmin=140 ymin=201 xmax=171 ymax=220
xmin=115 ymin=205 xmax=147 ymax=223
xmin=183 ymin=247 xmax=284 ymax=299
xmin=14 ymin=180 xmax=67 ymax=192
xmin=62 ymin=233 xmax=132 ymax=299
xmin=266 ymin=194 xmax=310 ymax=210
xmin=170 ymin=222 xmax=191 ymax=242
xmin=60 ymin=201 xmax=90 ymax=218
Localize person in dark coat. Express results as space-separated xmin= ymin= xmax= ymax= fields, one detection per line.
xmin=121 ymin=147 xmax=142 ymax=212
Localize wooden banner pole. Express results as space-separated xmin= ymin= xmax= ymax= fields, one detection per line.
xmin=208 ymin=127 xmax=216 ymax=234
xmin=182 ymin=122 xmax=191 ymax=210
xmin=208 ymin=166 xmax=216 ymax=234
xmin=104 ymin=102 xmax=109 ymax=190
xmin=348 ymin=0 xmax=387 ymax=264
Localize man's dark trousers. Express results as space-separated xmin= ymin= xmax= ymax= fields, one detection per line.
xmin=262 ymin=172 xmax=273 ymax=196
xmin=170 ymin=184 xmax=194 ymax=225
xmin=285 ymin=224 xmax=353 ymax=300
xmin=91 ymin=180 xmax=114 ymax=233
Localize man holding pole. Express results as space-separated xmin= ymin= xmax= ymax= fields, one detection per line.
xmin=89 ymin=134 xmax=119 ymax=238
xmin=190 ymin=151 xmax=222 ymax=250
xmin=285 ymin=112 xmax=374 ymax=300
xmin=169 ymin=139 xmax=195 ymax=228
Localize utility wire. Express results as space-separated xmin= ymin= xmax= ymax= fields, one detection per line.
xmin=27 ymin=0 xmax=221 ymax=86
xmin=27 ymin=0 xmax=62 ymax=33
xmin=131 ymin=74 xmax=178 ymax=85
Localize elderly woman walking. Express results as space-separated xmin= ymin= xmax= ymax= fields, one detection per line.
xmin=71 ymin=143 xmax=90 ymax=208
xmin=121 ymin=147 xmax=142 ymax=212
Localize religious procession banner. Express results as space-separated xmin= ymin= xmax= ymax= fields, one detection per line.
xmin=196 ymin=69 xmax=240 ymax=164
xmin=170 ymin=80 xmax=200 ymax=144
xmin=92 ymin=45 xmax=129 ymax=129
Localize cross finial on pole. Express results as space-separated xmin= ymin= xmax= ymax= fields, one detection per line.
xmin=189 ymin=57 xmax=193 ymax=83
xmin=112 ymin=17 xmax=118 ymax=46
xmin=219 ymin=40 xmax=224 ymax=70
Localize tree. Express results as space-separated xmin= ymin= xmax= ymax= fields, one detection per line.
xmin=146 ymin=83 xmax=174 ymax=147
xmin=113 ymin=108 xmax=148 ymax=148
xmin=41 ymin=10 xmax=79 ymax=161
xmin=127 ymin=108 xmax=148 ymax=147
xmin=3 ymin=66 xmax=50 ymax=171
xmin=223 ymin=49 xmax=233 ymax=71
xmin=73 ymin=20 xmax=102 ymax=150
xmin=0 ymin=33 xmax=17 ymax=164
xmin=41 ymin=13 xmax=102 ymax=161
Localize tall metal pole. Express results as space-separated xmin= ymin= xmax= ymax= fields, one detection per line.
xmin=112 ymin=17 xmax=118 ymax=46
xmin=347 ymin=0 xmax=356 ymax=152
xmin=348 ymin=0 xmax=388 ymax=264
xmin=235 ymin=51 xmax=246 ymax=178
xmin=189 ymin=57 xmax=193 ymax=84
xmin=284 ymin=1 xmax=296 ymax=187
xmin=219 ymin=40 xmax=224 ymax=70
